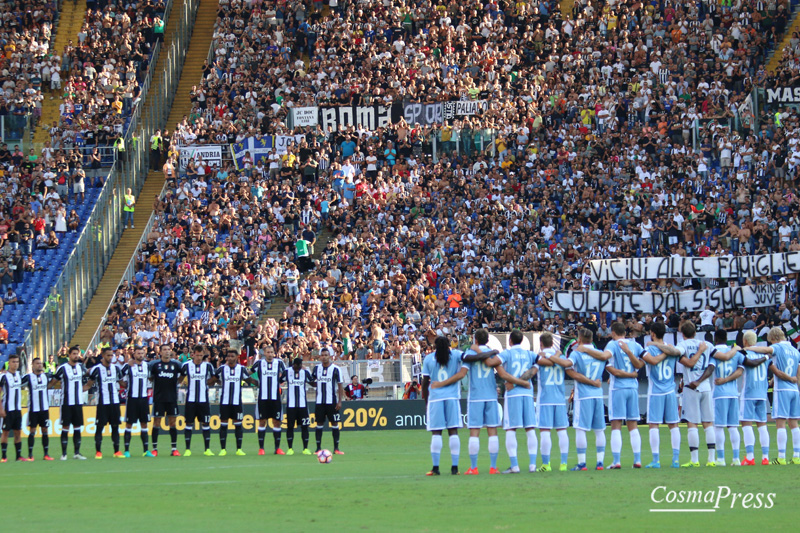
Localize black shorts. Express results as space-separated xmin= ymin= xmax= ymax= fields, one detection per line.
xmin=257 ymin=399 xmax=282 ymax=421
xmin=96 ymin=404 xmax=121 ymax=427
xmin=2 ymin=410 xmax=22 ymax=431
xmin=219 ymin=404 xmax=243 ymax=423
xmin=315 ymin=404 xmax=341 ymax=426
xmin=28 ymin=410 xmax=50 ymax=429
xmin=125 ymin=398 xmax=151 ymax=424
xmin=61 ymin=404 xmax=84 ymax=428
xmin=286 ymin=406 xmax=310 ymax=427
xmin=153 ymin=401 xmax=178 ymax=418
xmin=184 ymin=401 xmax=210 ymax=426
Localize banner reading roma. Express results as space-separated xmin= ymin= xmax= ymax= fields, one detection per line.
xmin=588 ymin=252 xmax=800 ymax=282
xmin=552 ymin=285 xmax=785 ymax=313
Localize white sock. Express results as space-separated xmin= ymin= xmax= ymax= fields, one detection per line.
xmin=449 ymin=435 xmax=460 ymax=466
xmin=488 ymin=435 xmax=499 ymax=455
xmin=506 ymin=431 xmax=518 ymax=462
xmin=716 ymin=427 xmax=726 ymax=461
xmin=742 ymin=426 xmax=755 ymax=460
xmin=705 ymin=425 xmax=716 ymax=463
xmin=649 ymin=427 xmax=659 ymax=457
xmin=610 ymin=429 xmax=622 ymax=457
xmin=728 ymin=427 xmax=740 ymax=458
xmin=468 ymin=436 xmax=480 ymax=456
xmin=670 ymin=427 xmax=681 ymax=454
xmin=777 ymin=427 xmax=787 ymax=458
xmin=557 ymin=429 xmax=569 ymax=461
xmin=526 ymin=430 xmax=538 ymax=469
xmin=792 ymin=427 xmax=800 ymax=457
xmin=576 ymin=429 xmax=587 ymax=464
xmin=758 ymin=425 xmax=770 ymax=457
xmin=594 ymin=429 xmax=606 ymax=465
xmin=540 ymin=431 xmax=552 ymax=458
xmin=431 ymin=435 xmax=442 ymax=455
xmin=688 ymin=427 xmax=699 ymax=463
xmin=630 ymin=428 xmax=641 ymax=455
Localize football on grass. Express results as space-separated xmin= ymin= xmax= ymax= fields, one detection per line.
xmin=317 ymin=449 xmax=332 ymax=463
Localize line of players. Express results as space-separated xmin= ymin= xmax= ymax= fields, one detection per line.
xmin=0 ymin=343 xmax=346 ymax=461
xmin=421 ymin=322 xmax=800 ymax=475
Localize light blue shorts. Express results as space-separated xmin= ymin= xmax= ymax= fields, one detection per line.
xmin=647 ymin=393 xmax=679 ymax=425
xmin=503 ymin=395 xmax=536 ymax=430
xmin=714 ymin=397 xmax=739 ymax=427
xmin=467 ymin=400 xmax=501 ymax=429
xmin=773 ymin=389 xmax=800 ymax=420
xmin=426 ymin=399 xmax=462 ymax=431
xmin=739 ymin=398 xmax=768 ymax=423
xmin=537 ymin=404 xmax=568 ymax=429
xmin=574 ymin=397 xmax=605 ymax=431
xmin=609 ymin=388 xmax=639 ymax=421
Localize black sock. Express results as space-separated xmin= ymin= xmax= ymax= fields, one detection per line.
xmin=220 ymin=426 xmax=228 ymax=450
xmin=315 ymin=428 xmax=323 ymax=451
xmin=301 ymin=426 xmax=309 ymax=449
xmin=141 ymin=431 xmax=149 ymax=452
xmin=185 ymin=429 xmax=193 ymax=450
xmin=287 ymin=427 xmax=294 ymax=449
xmin=124 ymin=429 xmax=131 ymax=452
xmin=61 ymin=430 xmax=69 ymax=456
xmin=234 ymin=424 xmax=243 ymax=450
xmin=14 ymin=441 xmax=21 ymax=460
xmin=451 ymin=465 xmax=459 ymax=475
xmin=152 ymin=426 xmax=159 ymax=451
xmin=258 ymin=427 xmax=266 ymax=450
xmin=169 ymin=427 xmax=178 ymax=451
xmin=332 ymin=427 xmax=340 ymax=451
xmin=42 ymin=433 xmax=49 ymax=456
xmin=73 ymin=433 xmax=81 ymax=455
xmin=95 ymin=427 xmax=104 ymax=453
xmin=111 ymin=426 xmax=120 ymax=453
xmin=202 ymin=427 xmax=210 ymax=451
xmin=28 ymin=433 xmax=35 ymax=457
xmin=1 ymin=442 xmax=7 ymax=459
xmin=273 ymin=428 xmax=281 ymax=451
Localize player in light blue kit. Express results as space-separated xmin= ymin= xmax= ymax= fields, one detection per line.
xmin=689 ymin=329 xmax=764 ymax=466
xmin=490 ymin=330 xmax=542 ymax=474
xmin=533 ymin=332 xmax=573 ymax=472
xmin=565 ymin=328 xmax=607 ymax=471
xmin=745 ymin=327 xmax=800 ymax=465
xmin=574 ymin=321 xmax=644 ymax=469
xmin=641 ymin=322 xmax=681 ymax=469
xmin=422 ymin=336 xmax=466 ymax=475
xmin=713 ymin=330 xmax=770 ymax=465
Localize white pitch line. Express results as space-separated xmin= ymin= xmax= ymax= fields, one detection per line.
xmin=15 ymin=480 xmax=239 ymax=489
xmin=649 ymin=509 xmax=716 ymax=513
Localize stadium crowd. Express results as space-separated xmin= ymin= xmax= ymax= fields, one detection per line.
xmin=93 ymin=0 xmax=800 ymax=370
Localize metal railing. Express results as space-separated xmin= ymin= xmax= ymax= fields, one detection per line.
xmin=25 ymin=0 xmax=201 ymax=363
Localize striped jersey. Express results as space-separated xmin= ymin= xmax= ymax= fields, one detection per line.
xmin=22 ymin=372 xmax=51 ymax=412
xmin=286 ymin=368 xmax=312 ymax=408
xmin=0 ymin=371 xmax=22 ymax=411
xmin=120 ymin=361 xmax=150 ymax=399
xmin=216 ymin=364 xmax=246 ymax=406
xmin=55 ymin=362 xmax=88 ymax=406
xmin=182 ymin=360 xmax=214 ymax=403
xmin=312 ymin=363 xmax=344 ymax=405
xmin=89 ymin=364 xmax=123 ymax=406
xmin=250 ymin=358 xmax=286 ymax=401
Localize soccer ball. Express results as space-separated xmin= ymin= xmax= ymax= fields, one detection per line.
xmin=317 ymin=449 xmax=332 ymax=463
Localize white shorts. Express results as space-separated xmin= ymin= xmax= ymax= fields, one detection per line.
xmin=74 ymin=181 xmax=85 ymax=193
xmin=681 ymin=388 xmax=714 ymax=424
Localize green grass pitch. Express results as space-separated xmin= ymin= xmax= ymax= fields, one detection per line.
xmin=2 ymin=426 xmax=797 ymax=531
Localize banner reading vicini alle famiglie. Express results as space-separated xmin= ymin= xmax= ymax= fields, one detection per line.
xmin=588 ymin=252 xmax=800 ymax=282
xmin=552 ymin=285 xmax=785 ymax=313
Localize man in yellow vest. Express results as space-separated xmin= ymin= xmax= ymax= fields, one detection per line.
xmin=150 ymin=130 xmax=162 ymax=170
xmin=124 ymin=188 xmax=135 ymax=229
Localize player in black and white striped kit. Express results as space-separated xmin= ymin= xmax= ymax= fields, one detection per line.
xmin=210 ymin=350 xmax=256 ymax=456
xmin=88 ymin=347 xmax=125 ymax=459
xmin=53 ymin=346 xmax=91 ymax=460
xmin=22 ymin=356 xmax=54 ymax=461
xmin=311 ymin=348 xmax=345 ymax=455
xmin=181 ymin=345 xmax=215 ymax=456
xmin=285 ymin=357 xmax=313 ymax=455
xmin=250 ymin=345 xmax=286 ymax=455
xmin=120 ymin=346 xmax=152 ymax=457
xmin=0 ymin=354 xmax=24 ymax=462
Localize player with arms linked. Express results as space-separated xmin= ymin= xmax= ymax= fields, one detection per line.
xmin=567 ymin=329 xmax=608 ymax=471
xmin=531 ymin=332 xmax=573 ymax=472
